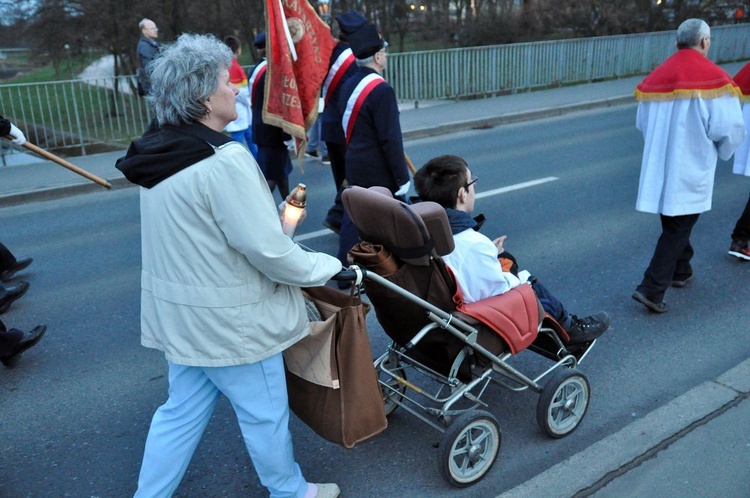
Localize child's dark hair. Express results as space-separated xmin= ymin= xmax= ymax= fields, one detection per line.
xmin=223 ymin=35 xmax=241 ymax=54
xmin=413 ymin=155 xmax=469 ymax=209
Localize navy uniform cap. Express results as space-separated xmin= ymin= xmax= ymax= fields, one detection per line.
xmin=335 ymin=10 xmax=368 ymax=36
xmin=253 ymin=32 xmax=266 ymax=49
xmin=348 ymin=23 xmax=385 ymax=59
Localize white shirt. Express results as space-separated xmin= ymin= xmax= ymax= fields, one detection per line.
xmin=635 ymin=95 xmax=745 ymax=216
xmin=225 ymin=85 xmax=252 ymax=133
xmin=443 ymin=228 xmax=521 ymax=303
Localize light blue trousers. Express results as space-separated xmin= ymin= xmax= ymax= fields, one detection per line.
xmin=134 ymin=354 xmax=308 ymax=498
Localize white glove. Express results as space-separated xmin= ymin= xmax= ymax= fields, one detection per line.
xmin=8 ymin=124 xmax=26 ymax=145
xmin=395 ymin=180 xmax=411 ymax=197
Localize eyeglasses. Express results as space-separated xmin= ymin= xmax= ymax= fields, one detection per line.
xmin=465 ymin=175 xmax=478 ymax=189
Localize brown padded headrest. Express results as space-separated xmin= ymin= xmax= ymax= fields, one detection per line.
xmin=342 ymin=186 xmax=454 ymax=266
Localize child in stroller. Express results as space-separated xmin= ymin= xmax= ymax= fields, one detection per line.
xmin=413 ymin=154 xmax=611 ymax=346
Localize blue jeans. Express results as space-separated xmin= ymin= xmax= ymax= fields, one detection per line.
xmin=135 ymin=355 xmax=309 ymax=498
xmin=532 ymin=281 xmax=571 ymax=331
xmin=307 ymin=118 xmax=327 ymax=155
xmin=230 ymin=128 xmax=258 ymax=159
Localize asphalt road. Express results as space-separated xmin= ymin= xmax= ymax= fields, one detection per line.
xmin=2 ymin=103 xmax=750 ymax=497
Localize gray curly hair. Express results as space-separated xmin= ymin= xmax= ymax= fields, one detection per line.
xmin=148 ymin=33 xmax=233 ymax=126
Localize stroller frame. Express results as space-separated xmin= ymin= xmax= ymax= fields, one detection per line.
xmin=339 ymin=185 xmax=596 ymax=487
xmin=353 ymin=269 xmax=595 ymax=487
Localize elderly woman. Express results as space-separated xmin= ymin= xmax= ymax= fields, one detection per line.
xmin=116 ymin=34 xmax=342 ymax=498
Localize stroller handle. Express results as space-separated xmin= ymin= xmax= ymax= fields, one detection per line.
xmin=331 ymin=266 xmax=366 ymax=285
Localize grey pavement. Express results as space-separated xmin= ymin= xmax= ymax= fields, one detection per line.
xmin=2 ymin=60 xmax=750 ymax=496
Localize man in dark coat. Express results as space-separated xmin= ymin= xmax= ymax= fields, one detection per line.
xmin=319 ymin=10 xmax=367 ymax=233
xmin=250 ymin=32 xmax=293 ymax=201
xmin=335 ymin=21 xmax=410 ymax=268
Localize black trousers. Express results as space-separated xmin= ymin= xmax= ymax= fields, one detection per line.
xmin=0 ymin=319 xmax=23 ymax=357
xmin=324 ymin=142 xmax=347 ymax=227
xmin=0 ymin=242 xmax=16 ymax=272
xmin=731 ymin=192 xmax=750 ymax=242
xmin=636 ymin=213 xmax=700 ymax=303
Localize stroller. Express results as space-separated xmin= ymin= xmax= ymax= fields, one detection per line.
xmin=338 ymin=186 xmax=597 ymax=487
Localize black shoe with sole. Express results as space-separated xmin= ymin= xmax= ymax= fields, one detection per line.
xmin=671 ymin=275 xmax=693 ymax=288
xmin=1 ymin=325 xmax=47 ymax=366
xmin=566 ymin=311 xmax=611 ymax=344
xmin=632 ymin=291 xmax=667 ymax=313
xmin=0 ymin=281 xmax=30 ymax=314
xmin=1 ymin=257 xmax=33 ymax=282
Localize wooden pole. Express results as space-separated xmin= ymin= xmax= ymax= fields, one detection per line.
xmin=5 ymin=137 xmax=112 ymax=189
xmin=404 ymin=152 xmax=417 ymax=176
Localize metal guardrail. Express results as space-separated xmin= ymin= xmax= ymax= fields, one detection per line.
xmin=0 ymin=75 xmax=152 ymax=157
xmin=1 ymin=25 xmax=749 ymax=158
xmin=388 ymin=25 xmax=750 ymax=101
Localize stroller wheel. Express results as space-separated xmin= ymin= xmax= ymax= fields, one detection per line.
xmin=378 ymin=351 xmax=407 ymax=416
xmin=438 ymin=410 xmax=501 ymax=487
xmin=536 ymin=368 xmax=590 ymax=438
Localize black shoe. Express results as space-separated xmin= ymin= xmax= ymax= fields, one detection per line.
xmin=321 ymin=154 xmax=331 ymax=165
xmin=305 ymin=150 xmax=319 ymax=159
xmin=1 ymin=257 xmax=33 ymax=282
xmin=1 ymin=325 xmax=47 ymax=366
xmin=566 ymin=311 xmax=611 ymax=344
xmin=671 ymin=275 xmax=693 ymax=288
xmin=0 ymin=281 xmax=30 ymax=314
xmin=631 ymin=291 xmax=667 ymax=313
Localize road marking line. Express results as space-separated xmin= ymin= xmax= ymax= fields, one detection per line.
xmin=475 ymin=176 xmax=559 ymax=200
xmin=295 ymin=229 xmax=334 ymax=242
xmin=294 ymin=176 xmax=559 ymax=242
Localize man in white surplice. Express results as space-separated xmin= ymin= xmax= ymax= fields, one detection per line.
xmin=631 ymin=18 xmax=745 ymax=314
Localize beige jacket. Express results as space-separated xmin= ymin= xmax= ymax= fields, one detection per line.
xmin=139 ymin=142 xmax=341 ymax=366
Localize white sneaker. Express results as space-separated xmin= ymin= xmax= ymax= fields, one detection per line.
xmin=314 ymin=483 xmax=340 ymax=498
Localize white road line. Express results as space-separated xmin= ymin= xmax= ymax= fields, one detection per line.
xmin=294 ymin=176 xmax=560 ymax=242
xmin=475 ymin=176 xmax=559 ymax=200
xmin=295 ymin=228 xmax=335 ymax=242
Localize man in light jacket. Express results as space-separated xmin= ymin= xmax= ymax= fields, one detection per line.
xmin=631 ymin=19 xmax=745 ymax=313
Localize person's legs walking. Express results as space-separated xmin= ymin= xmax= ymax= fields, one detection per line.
xmin=729 ymin=193 xmax=750 ymax=259
xmin=208 ymin=354 xmax=309 ymax=498
xmin=672 ymin=239 xmax=694 ymax=284
xmin=135 ymin=363 xmax=221 ymax=498
xmin=636 ymin=213 xmax=700 ymax=305
xmin=323 ymin=143 xmax=347 ymax=232
xmin=0 ymin=318 xmax=23 ymax=358
xmin=245 ymin=127 xmax=258 ymax=159
xmin=0 ymin=243 xmax=16 ymax=271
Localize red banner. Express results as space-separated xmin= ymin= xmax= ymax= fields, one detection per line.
xmin=264 ymin=0 xmax=335 ymax=157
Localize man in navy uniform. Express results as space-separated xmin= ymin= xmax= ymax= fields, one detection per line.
xmin=320 ymin=10 xmax=368 ymax=233
xmin=335 ymin=20 xmax=410 ymax=268
xmin=250 ymin=32 xmax=294 ymax=202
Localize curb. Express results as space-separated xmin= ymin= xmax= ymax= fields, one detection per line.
xmin=0 ymin=176 xmax=132 ymax=208
xmin=402 ymin=95 xmax=635 ymax=141
xmin=497 ymin=358 xmax=750 ymax=498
